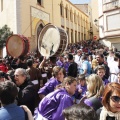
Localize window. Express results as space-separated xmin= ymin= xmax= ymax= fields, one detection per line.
xmin=78 ymin=32 xmax=80 ymax=41
xmin=74 ymin=13 xmax=76 ymax=23
xmin=60 ymin=4 xmax=62 ymax=16
xmin=37 ymin=0 xmax=43 ymax=6
xmin=78 ymin=15 xmax=80 ymax=25
xmin=75 ymin=31 xmax=77 ymax=42
xmin=81 ymin=16 xmax=83 ymax=26
xmin=65 ymin=7 xmax=68 ymax=18
xmin=84 ymin=34 xmax=86 ymax=40
xmin=60 ymin=3 xmax=64 ymax=17
xmin=71 ymin=30 xmax=73 ymax=43
xmin=70 ymin=10 xmax=73 ymax=21
xmin=37 ymin=24 xmax=44 ymax=39
xmin=81 ymin=33 xmax=83 ymax=40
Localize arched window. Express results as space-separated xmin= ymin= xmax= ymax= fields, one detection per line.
xmin=60 ymin=3 xmax=64 ymax=17
xmin=37 ymin=24 xmax=44 ymax=39
xmin=60 ymin=4 xmax=62 ymax=16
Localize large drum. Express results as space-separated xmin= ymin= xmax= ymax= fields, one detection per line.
xmin=38 ymin=24 xmax=68 ymax=58
xmin=6 ymin=34 xmax=29 ymax=57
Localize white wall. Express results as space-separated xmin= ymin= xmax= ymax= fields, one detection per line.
xmin=0 ymin=0 xmax=17 ymax=33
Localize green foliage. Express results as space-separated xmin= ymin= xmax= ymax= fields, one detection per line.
xmin=0 ymin=25 xmax=13 ymax=48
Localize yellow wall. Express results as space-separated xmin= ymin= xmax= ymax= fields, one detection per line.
xmin=17 ymin=0 xmax=90 ymax=51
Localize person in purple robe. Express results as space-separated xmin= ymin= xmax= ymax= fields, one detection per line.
xmin=38 ymin=66 xmax=66 ymax=100
xmin=84 ymin=74 xmax=104 ymax=111
xmin=56 ymin=55 xmax=69 ymax=74
xmin=63 ymin=59 xmax=70 ymax=74
xmin=74 ymin=74 xmax=87 ymax=104
xmin=34 ymin=76 xmax=77 ymax=120
xmin=56 ymin=55 xmax=64 ymax=67
xmin=96 ymin=65 xmax=110 ymax=86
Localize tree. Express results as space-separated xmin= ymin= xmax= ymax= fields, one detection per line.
xmin=0 ymin=25 xmax=13 ymax=48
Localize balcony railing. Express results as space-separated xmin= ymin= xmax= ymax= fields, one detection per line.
xmin=103 ymin=0 xmax=120 ymax=11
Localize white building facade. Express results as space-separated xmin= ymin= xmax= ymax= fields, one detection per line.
xmin=98 ymin=0 xmax=120 ymax=51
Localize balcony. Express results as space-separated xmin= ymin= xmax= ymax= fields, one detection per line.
xmin=103 ymin=0 xmax=120 ymax=12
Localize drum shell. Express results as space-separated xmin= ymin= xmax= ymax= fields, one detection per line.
xmin=38 ymin=24 xmax=68 ymax=57
xmin=6 ymin=34 xmax=29 ymax=57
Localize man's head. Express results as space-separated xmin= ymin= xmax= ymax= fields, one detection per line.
xmin=96 ymin=54 xmax=104 ymax=63
xmin=0 ymin=81 xmax=18 ymax=105
xmin=14 ymin=68 xmax=27 ymax=86
xmin=77 ymin=49 xmax=82 ymax=56
xmin=96 ymin=65 xmax=106 ymax=79
xmin=49 ymin=56 xmax=57 ymax=64
xmin=27 ymin=59 xmax=33 ymax=67
xmin=59 ymin=54 xmax=64 ymax=62
xmin=108 ymin=48 xmax=114 ymax=55
xmin=78 ymin=74 xmax=86 ymax=86
xmin=67 ymin=54 xmax=73 ymax=62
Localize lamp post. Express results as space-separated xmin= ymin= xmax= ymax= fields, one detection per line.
xmin=94 ymin=19 xmax=104 ymax=31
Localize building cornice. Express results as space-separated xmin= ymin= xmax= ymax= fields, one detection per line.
xmin=66 ymin=0 xmax=88 ymax=17
xmin=103 ymin=8 xmax=120 ymax=13
xmin=99 ymin=34 xmax=120 ymax=40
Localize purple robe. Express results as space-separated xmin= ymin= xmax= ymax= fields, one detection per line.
xmin=84 ymin=96 xmax=102 ymax=111
xmin=56 ymin=60 xmax=64 ymax=67
xmin=35 ymin=88 xmax=73 ymax=120
xmin=103 ymin=79 xmax=109 ymax=86
xmin=56 ymin=60 xmax=69 ymax=73
xmin=75 ymin=84 xmax=87 ymax=99
xmin=64 ymin=62 xmax=69 ymax=73
xmin=38 ymin=77 xmax=61 ymax=95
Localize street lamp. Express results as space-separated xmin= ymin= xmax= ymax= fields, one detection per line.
xmin=94 ymin=19 xmax=104 ymax=31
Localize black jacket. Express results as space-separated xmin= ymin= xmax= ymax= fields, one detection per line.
xmin=68 ymin=62 xmax=78 ymax=77
xmin=17 ymin=79 xmax=36 ymax=114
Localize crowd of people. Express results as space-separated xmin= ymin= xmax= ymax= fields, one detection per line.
xmin=0 ymin=40 xmax=120 ymax=120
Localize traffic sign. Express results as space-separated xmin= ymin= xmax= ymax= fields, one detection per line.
xmin=93 ymin=36 xmax=97 ymax=40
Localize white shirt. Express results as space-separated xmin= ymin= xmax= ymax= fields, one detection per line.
xmin=74 ymin=54 xmax=82 ymax=67
xmin=108 ymin=61 xmax=120 ymax=82
xmin=107 ymin=55 xmax=114 ymax=68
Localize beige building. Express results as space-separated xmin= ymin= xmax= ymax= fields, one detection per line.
xmin=0 ymin=0 xmax=90 ymax=52
xmin=90 ymin=0 xmax=99 ymax=41
xmin=75 ymin=3 xmax=93 ymax=40
xmin=98 ymin=0 xmax=120 ymax=50
xmin=74 ymin=1 xmax=100 ymax=41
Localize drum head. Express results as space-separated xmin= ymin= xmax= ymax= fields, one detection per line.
xmin=6 ymin=35 xmax=24 ymax=57
xmin=38 ymin=24 xmax=60 ymax=58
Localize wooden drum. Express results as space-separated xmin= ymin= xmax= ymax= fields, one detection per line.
xmin=38 ymin=24 xmax=68 ymax=58
xmin=6 ymin=34 xmax=29 ymax=57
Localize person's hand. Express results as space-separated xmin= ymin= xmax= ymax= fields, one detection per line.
xmin=20 ymin=105 xmax=31 ymax=112
xmin=78 ymin=89 xmax=82 ymax=93
xmin=20 ymin=105 xmax=34 ymax=120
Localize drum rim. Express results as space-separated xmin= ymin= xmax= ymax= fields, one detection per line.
xmin=6 ymin=34 xmax=25 ymax=57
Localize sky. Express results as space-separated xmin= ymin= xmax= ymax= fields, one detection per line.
xmin=69 ymin=0 xmax=91 ymax=4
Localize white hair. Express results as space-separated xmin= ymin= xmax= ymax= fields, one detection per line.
xmin=15 ymin=68 xmax=27 ymax=76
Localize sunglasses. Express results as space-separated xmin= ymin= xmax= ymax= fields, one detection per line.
xmin=110 ymin=96 xmax=120 ymax=103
